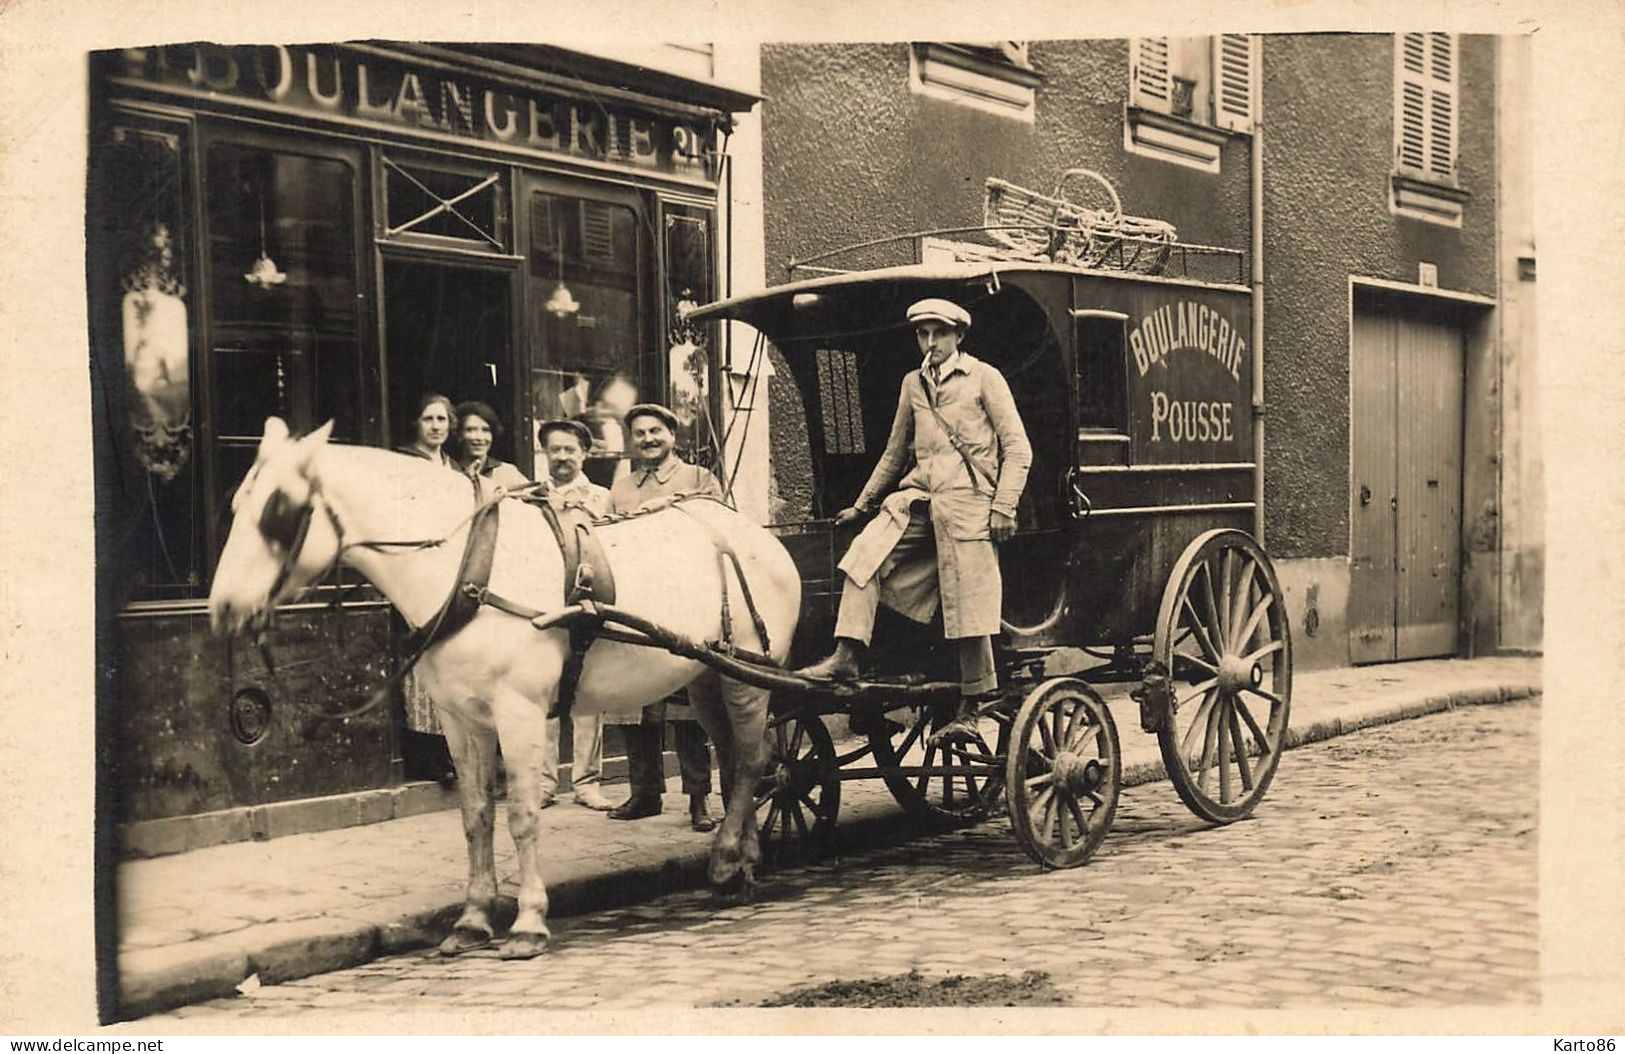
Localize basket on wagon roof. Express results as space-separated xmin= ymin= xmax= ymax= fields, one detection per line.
xmin=983 ymin=168 xmax=1177 ymax=274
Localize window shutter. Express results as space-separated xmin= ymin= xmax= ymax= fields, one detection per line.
xmin=1212 ymin=34 xmax=1257 ymax=132
xmin=580 ymin=201 xmax=616 ymax=263
xmin=1130 ymin=37 xmax=1172 ymax=113
xmin=1426 ymin=33 xmax=1457 ymax=180
xmin=1395 ymin=32 xmax=1457 ymax=182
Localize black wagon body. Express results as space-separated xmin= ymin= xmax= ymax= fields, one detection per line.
xmin=685 ymin=249 xmax=1291 ymax=870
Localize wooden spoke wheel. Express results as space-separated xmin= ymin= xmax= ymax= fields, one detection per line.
xmin=1153 ymin=529 xmax=1293 ymax=823
xmin=867 ymin=700 xmax=1008 ymax=824
xmin=754 ymin=709 xmax=841 ymax=868
xmin=1005 ymin=678 xmax=1121 ymax=869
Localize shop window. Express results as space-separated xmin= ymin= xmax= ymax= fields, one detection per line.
xmin=384 ymin=155 xmax=508 ymax=250
xmin=204 ymin=141 xmax=364 ymax=566
xmin=90 ymin=120 xmax=203 ymax=601
xmin=1126 ymin=35 xmax=1256 ymax=173
xmin=909 ymin=42 xmax=1043 ymax=121
xmin=1391 ymin=33 xmax=1468 ymax=226
xmin=527 ymin=190 xmax=648 ymax=485
xmin=1074 ymin=311 xmax=1129 ymax=433
xmin=664 ymin=202 xmax=717 ymax=458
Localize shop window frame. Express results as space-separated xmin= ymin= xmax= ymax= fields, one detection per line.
xmin=658 ymin=195 xmax=724 ymax=465
xmin=90 ymin=104 xmax=209 ymax=604
xmin=194 ymin=120 xmax=373 ymax=583
xmin=376 ymin=148 xmax=514 ymax=256
xmin=518 ymin=171 xmax=659 ymax=477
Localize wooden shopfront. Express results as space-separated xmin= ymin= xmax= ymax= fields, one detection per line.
xmin=89 ymin=42 xmax=755 ymax=836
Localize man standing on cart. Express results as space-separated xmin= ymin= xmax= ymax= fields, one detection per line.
xmin=796 ymin=298 xmax=1032 ymax=744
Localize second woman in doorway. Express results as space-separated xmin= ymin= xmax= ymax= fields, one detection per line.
xmin=455 ymin=400 xmax=530 ymax=493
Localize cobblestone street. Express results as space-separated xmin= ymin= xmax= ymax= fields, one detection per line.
xmin=150 ymin=699 xmax=1539 ymax=1020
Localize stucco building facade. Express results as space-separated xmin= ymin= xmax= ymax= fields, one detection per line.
xmin=753 ymin=35 xmax=1539 ymax=670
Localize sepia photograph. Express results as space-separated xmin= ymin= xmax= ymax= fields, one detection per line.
xmin=1 ymin=0 xmax=1621 ymax=1040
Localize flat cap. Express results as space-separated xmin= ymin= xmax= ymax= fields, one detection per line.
xmin=624 ymin=402 xmax=680 ymax=432
xmin=536 ymin=418 xmax=594 ymax=450
xmin=906 ymin=297 xmax=972 ymax=330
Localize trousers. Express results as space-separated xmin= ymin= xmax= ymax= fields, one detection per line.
xmin=622 ymin=706 xmax=712 ymax=800
xmin=834 ymin=508 xmax=997 ymax=695
xmin=540 ymin=711 xmax=604 ymax=797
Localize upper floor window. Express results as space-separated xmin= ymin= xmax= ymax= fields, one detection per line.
xmin=909 ymin=42 xmax=1043 ymax=122
xmin=1125 ymin=35 xmax=1256 ymax=174
xmin=1391 ymin=32 xmax=1468 ymax=227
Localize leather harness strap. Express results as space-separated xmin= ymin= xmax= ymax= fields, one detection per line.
xmin=532 ymin=501 xmax=617 ymax=720
xmin=399 ymin=497 xmax=505 ymax=658
xmin=670 ymin=500 xmax=772 ymax=659
xmin=917 ymin=373 xmax=998 ymax=494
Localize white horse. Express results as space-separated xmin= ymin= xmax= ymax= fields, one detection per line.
xmin=208 ymin=418 xmax=801 ymax=959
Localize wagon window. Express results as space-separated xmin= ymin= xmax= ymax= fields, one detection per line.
xmin=1075 ymin=312 xmax=1129 ymax=431
xmin=815 ymin=347 xmax=866 ymax=454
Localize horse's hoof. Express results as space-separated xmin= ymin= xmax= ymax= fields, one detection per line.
xmin=498 ymin=932 xmax=550 ymax=960
xmin=436 ymin=928 xmax=494 ymax=957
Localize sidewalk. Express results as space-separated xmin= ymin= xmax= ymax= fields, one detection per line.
xmin=115 ymin=654 xmax=1541 ymax=1020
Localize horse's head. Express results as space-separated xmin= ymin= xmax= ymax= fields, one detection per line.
xmin=208 ymin=417 xmax=339 ymax=637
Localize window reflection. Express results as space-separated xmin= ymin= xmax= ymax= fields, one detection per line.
xmin=93 ymin=122 xmax=201 ymax=599
xmin=528 ymin=192 xmax=645 ymax=486
xmin=664 ymin=204 xmax=715 ymax=459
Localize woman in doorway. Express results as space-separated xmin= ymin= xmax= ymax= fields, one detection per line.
xmin=397 ymin=392 xmax=463 ymax=783
xmin=397 ymin=392 xmax=459 ymax=469
xmin=455 ymin=401 xmax=530 ymax=494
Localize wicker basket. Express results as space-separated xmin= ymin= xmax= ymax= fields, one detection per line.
xmin=983 ymin=169 xmax=1177 ymax=273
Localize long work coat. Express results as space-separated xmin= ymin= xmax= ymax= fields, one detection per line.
xmin=839 ymin=352 xmax=1032 ymax=639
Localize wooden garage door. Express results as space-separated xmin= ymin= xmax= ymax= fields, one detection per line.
xmin=1350 ymin=298 xmax=1465 ymax=663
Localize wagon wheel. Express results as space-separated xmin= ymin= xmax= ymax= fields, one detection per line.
xmin=754 ymin=709 xmax=841 ymax=868
xmin=867 ymin=700 xmax=1008 ymax=824
xmin=1005 ymin=678 xmax=1121 ymax=869
xmin=1153 ymin=529 xmax=1293 ymax=823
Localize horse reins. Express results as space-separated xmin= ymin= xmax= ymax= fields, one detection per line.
xmin=250 ymin=479 xmax=771 ymax=724
xmin=251 ymin=476 xmax=543 ymax=721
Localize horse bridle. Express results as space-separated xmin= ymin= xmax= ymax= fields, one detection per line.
xmin=256 ymin=484 xmax=343 ymax=608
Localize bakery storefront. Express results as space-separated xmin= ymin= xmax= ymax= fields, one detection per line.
xmin=90 ymin=43 xmax=756 ymax=846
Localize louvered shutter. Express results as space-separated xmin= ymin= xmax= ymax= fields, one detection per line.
xmin=1212 ymin=34 xmax=1257 ymax=132
xmin=580 ymin=201 xmax=616 ymax=263
xmin=1130 ymin=37 xmax=1172 ymax=114
xmin=1425 ymin=33 xmax=1456 ymax=180
xmin=1396 ymin=32 xmax=1457 ymax=181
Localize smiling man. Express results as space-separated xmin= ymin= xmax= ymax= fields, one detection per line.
xmin=794 ymin=298 xmax=1032 ymax=744
xmin=605 ymin=403 xmax=723 ymax=830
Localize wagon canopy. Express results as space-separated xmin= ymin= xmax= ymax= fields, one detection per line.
xmin=685 ymin=262 xmax=1072 ymax=348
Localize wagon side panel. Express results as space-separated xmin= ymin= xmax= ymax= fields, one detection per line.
xmin=1060 ymin=277 xmax=1256 ymax=647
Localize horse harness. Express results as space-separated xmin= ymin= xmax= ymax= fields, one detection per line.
xmin=251 ymin=472 xmax=769 ymax=722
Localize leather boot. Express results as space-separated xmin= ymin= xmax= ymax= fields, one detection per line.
xmin=689 ymin=794 xmax=717 ymax=832
xmin=927 ymin=694 xmax=988 ymax=747
xmin=793 ymin=638 xmax=864 ymax=682
xmin=607 ymin=795 xmax=662 ymax=821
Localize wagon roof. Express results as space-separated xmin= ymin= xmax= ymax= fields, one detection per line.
xmin=686 ymin=261 xmax=1248 ymax=338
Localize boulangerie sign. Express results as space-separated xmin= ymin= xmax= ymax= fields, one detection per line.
xmin=107 ymin=44 xmax=721 ymax=179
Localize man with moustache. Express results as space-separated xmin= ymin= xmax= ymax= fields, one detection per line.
xmin=795 ymin=298 xmax=1031 ymax=745
xmin=604 ymin=403 xmax=721 ymax=830
xmin=533 ymin=419 xmax=615 ymax=811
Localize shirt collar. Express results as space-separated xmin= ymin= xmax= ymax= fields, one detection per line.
xmin=554 ymin=473 xmax=593 ymax=496
xmin=635 ymin=456 xmax=681 ymax=484
xmin=926 ymin=350 xmax=967 ymax=383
